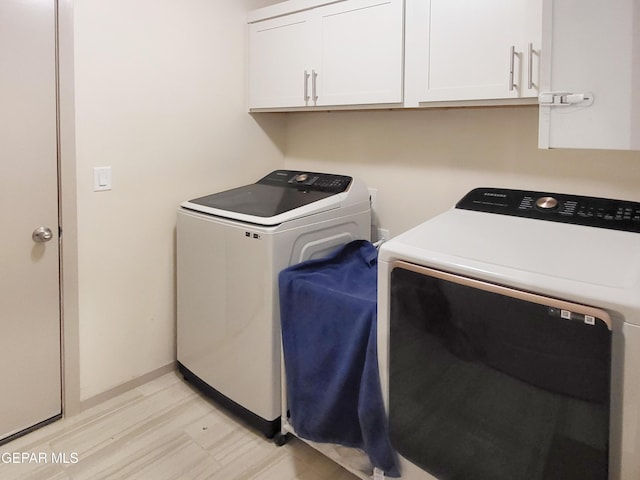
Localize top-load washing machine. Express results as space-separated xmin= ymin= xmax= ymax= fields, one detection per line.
xmin=177 ymin=170 xmax=371 ymax=437
xmin=378 ymin=188 xmax=640 ymax=480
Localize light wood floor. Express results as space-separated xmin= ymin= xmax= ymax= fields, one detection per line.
xmin=0 ymin=371 xmax=359 ymax=480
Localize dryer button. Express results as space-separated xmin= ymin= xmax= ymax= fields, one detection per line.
xmin=536 ymin=196 xmax=559 ymax=210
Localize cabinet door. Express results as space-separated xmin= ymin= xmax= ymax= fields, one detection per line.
xmin=415 ymin=0 xmax=539 ymax=103
xmin=248 ymin=11 xmax=316 ymax=109
xmin=538 ymin=0 xmax=640 ymax=150
xmin=521 ymin=0 xmax=542 ymax=98
xmin=315 ymin=0 xmax=404 ymax=106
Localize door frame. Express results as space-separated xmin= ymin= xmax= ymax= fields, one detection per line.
xmin=57 ymin=0 xmax=81 ymax=417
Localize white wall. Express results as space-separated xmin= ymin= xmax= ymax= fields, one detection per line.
xmin=283 ymin=107 xmax=640 ymax=237
xmin=73 ymin=0 xmax=285 ymax=400
xmin=70 ymin=0 xmax=640 ymax=402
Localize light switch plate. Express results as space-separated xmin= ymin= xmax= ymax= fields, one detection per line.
xmin=93 ymin=166 xmax=112 ymax=191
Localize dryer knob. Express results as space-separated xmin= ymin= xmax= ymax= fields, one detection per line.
xmin=295 ymin=173 xmax=309 ymax=182
xmin=536 ymin=196 xmax=559 ymax=210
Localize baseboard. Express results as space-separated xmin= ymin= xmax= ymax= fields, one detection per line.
xmin=79 ymin=363 xmax=175 ymax=412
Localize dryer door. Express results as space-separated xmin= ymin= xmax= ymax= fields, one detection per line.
xmin=388 ymin=261 xmax=612 ymax=480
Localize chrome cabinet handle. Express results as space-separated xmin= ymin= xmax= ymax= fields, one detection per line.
xmin=527 ymin=42 xmax=535 ymax=90
xmin=32 ymin=226 xmax=53 ymax=243
xmin=304 ymin=70 xmax=310 ymax=102
xmin=311 ymin=69 xmax=318 ymax=102
xmin=509 ymin=45 xmax=518 ymax=91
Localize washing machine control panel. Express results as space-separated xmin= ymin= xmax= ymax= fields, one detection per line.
xmin=456 ymin=188 xmax=640 ymax=233
xmin=259 ymin=170 xmax=352 ymax=193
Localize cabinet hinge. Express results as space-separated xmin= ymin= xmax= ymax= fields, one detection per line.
xmin=538 ymin=92 xmax=594 ymax=107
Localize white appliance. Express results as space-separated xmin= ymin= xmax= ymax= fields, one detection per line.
xmin=378 ymin=188 xmax=640 ymax=480
xmin=177 ymin=170 xmax=370 ymax=437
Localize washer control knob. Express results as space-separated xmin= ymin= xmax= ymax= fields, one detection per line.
xmin=295 ymin=173 xmax=309 ymax=182
xmin=536 ymin=196 xmax=559 ymax=210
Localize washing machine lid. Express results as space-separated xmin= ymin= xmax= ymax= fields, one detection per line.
xmin=380 ymin=187 xmax=640 ymax=320
xmin=180 ymin=170 xmax=357 ymax=226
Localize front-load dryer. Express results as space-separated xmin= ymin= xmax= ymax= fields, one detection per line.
xmin=378 ymin=188 xmax=640 ymax=480
xmin=177 ymin=170 xmax=371 ymax=437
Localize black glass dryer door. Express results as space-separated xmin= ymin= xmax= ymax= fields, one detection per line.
xmin=388 ymin=262 xmax=612 ymax=480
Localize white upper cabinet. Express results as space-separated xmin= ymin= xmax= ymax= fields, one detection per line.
xmin=248 ymin=10 xmax=316 ymax=109
xmin=248 ymin=0 xmax=404 ymax=110
xmin=538 ymin=0 xmax=640 ymax=150
xmin=316 ymin=0 xmax=404 ymax=106
xmin=405 ymin=0 xmax=541 ymax=105
xmin=248 ymin=0 xmax=639 ymax=151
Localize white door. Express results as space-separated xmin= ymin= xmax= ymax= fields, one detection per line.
xmin=0 ymin=0 xmax=62 ymax=442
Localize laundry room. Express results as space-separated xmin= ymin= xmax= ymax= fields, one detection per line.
xmin=2 ymin=0 xmax=640 ymax=479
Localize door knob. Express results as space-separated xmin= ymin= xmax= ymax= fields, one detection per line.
xmin=32 ymin=226 xmax=54 ymax=243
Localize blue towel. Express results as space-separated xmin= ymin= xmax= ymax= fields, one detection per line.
xmin=279 ymin=240 xmax=400 ymax=477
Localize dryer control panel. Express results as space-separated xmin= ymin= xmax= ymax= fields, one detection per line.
xmin=259 ymin=170 xmax=352 ymax=193
xmin=456 ymin=188 xmax=640 ymax=233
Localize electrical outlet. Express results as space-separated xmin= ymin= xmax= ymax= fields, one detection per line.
xmin=376 ymin=228 xmax=390 ymax=243
xmin=368 ymin=187 xmax=378 ymax=212
xmin=368 ymin=187 xmax=381 ymax=228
